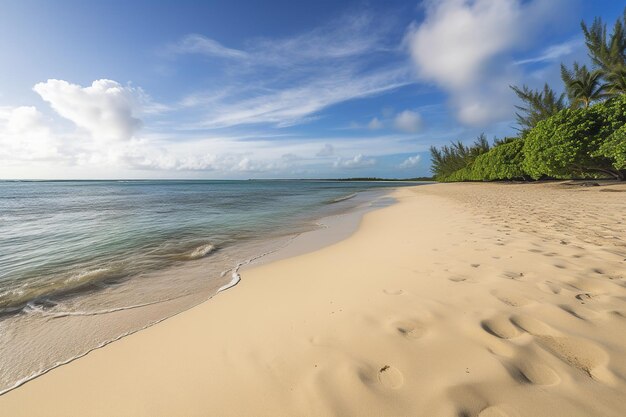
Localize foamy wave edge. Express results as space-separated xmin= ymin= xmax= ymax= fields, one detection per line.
xmin=0 ymin=232 xmax=302 ymax=397
xmin=187 ymin=243 xmax=215 ymax=260
xmin=330 ymin=192 xmax=357 ymax=203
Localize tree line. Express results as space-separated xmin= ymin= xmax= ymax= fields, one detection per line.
xmin=430 ymin=9 xmax=626 ymax=181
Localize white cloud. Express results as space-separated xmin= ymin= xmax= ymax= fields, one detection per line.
xmin=393 ymin=110 xmax=422 ymax=133
xmin=408 ymin=0 xmax=518 ymax=90
xmin=167 ymin=34 xmax=248 ymax=59
xmin=173 ymin=13 xmax=390 ymax=65
xmin=316 ymin=143 xmax=335 ymax=157
xmin=33 ymin=79 xmax=145 ymax=142
xmin=195 ymin=67 xmax=410 ymax=128
xmin=171 ymin=12 xmax=411 ymax=129
xmin=0 ymin=106 xmax=63 ymax=163
xmin=514 ymin=38 xmax=582 ymax=65
xmin=368 ymin=117 xmax=383 ymax=130
xmin=399 ymin=154 xmax=421 ymax=169
xmin=1 ymin=82 xmax=426 ymax=178
xmin=333 ymin=153 xmax=376 ymax=169
xmin=406 ymin=0 xmax=569 ymax=125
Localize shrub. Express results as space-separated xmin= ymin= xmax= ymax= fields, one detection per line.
xmin=472 ymin=139 xmax=526 ymax=180
xmin=523 ymin=96 xmax=626 ymax=180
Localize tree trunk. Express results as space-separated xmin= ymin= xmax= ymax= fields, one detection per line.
xmin=585 ymin=166 xmax=623 ymax=180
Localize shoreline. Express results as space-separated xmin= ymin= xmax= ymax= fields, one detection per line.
xmin=0 ymin=186 xmax=399 ymax=398
xmin=1 ymin=183 xmax=625 ymax=416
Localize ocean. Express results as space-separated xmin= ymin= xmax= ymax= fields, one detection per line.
xmin=0 ymin=179 xmax=420 ymax=394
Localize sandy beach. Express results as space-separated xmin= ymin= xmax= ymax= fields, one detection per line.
xmin=1 ymin=182 xmax=626 ymax=417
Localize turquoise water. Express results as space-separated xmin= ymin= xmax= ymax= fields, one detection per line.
xmin=0 ymin=180 xmax=418 ymax=393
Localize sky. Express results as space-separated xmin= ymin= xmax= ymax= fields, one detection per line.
xmin=0 ymin=0 xmax=623 ymax=179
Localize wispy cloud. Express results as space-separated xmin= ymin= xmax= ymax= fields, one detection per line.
xmin=368 ymin=117 xmax=383 ymax=130
xmin=192 ymin=67 xmax=411 ymax=128
xmin=514 ymin=38 xmax=583 ymax=65
xmin=169 ymin=13 xmax=393 ymax=65
xmin=316 ymin=143 xmax=335 ymax=157
xmin=167 ymin=11 xmax=412 ymax=129
xmin=166 ymin=34 xmax=248 ymax=59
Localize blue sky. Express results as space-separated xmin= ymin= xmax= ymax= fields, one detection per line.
xmin=0 ymin=0 xmax=623 ymax=179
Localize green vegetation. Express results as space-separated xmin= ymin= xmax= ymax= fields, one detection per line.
xmin=511 ymin=84 xmax=566 ymax=132
xmin=560 ymin=63 xmax=606 ymax=108
xmin=331 ymin=177 xmax=434 ymax=182
xmin=431 ymin=9 xmax=626 ymax=182
xmin=523 ymin=96 xmax=626 ymax=180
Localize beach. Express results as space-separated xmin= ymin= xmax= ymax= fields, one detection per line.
xmin=1 ymin=182 xmax=626 ymax=416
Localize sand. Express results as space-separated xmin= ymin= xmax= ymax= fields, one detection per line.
xmin=1 ymin=182 xmax=626 ymax=417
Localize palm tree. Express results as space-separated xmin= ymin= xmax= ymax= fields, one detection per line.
xmin=560 ymin=62 xmax=606 ymax=108
xmin=581 ymin=8 xmax=626 ymax=96
xmin=604 ymin=65 xmax=626 ymax=95
xmin=510 ymin=84 xmax=566 ymax=131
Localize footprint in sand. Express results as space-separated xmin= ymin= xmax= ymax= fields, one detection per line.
xmin=510 ymin=314 xmax=610 ymax=381
xmin=383 ymin=289 xmax=405 ymax=295
xmin=393 ymin=320 xmax=427 ymax=340
xmin=568 ymin=278 xmax=605 ymax=293
xmin=448 ymin=385 xmax=490 ymax=417
xmin=481 ymin=316 xmax=522 ymax=339
xmin=501 ymin=271 xmax=524 ymax=281
xmin=559 ymin=304 xmax=598 ymax=321
xmin=486 ymin=340 xmax=517 ymax=358
xmin=491 ymin=290 xmax=530 ymax=307
xmin=513 ymin=360 xmax=561 ymax=386
xmin=575 ymin=293 xmax=593 ymax=302
xmin=509 ymin=314 xmax=556 ymax=335
xmin=536 ymin=335 xmax=609 ymax=381
xmin=377 ymin=365 xmax=404 ymax=389
xmin=478 ymin=405 xmax=516 ymax=417
xmin=449 ymin=276 xmax=468 ymax=283
xmin=537 ymin=281 xmax=562 ymax=295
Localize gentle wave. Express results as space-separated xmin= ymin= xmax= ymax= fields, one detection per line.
xmin=39 ymin=295 xmax=192 ymax=318
xmin=186 ymin=243 xmax=216 ymax=260
xmin=0 ymin=267 xmax=119 ymax=313
xmin=330 ymin=193 xmax=357 ymax=203
xmin=0 ymin=243 xmax=216 ymax=314
xmin=64 ymin=268 xmax=111 ymax=284
xmin=0 ymin=230 xmax=302 ymax=397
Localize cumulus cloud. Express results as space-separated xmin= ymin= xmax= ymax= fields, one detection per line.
xmin=368 ymin=117 xmax=383 ymax=130
xmin=406 ymin=0 xmax=570 ymax=125
xmin=33 ymin=79 xmax=144 ymax=142
xmin=0 ymin=106 xmax=62 ymax=162
xmin=333 ymin=153 xmax=376 ymax=168
xmin=408 ymin=0 xmax=519 ymax=90
xmin=316 ymin=143 xmax=335 ymax=157
xmin=399 ymin=154 xmax=421 ymax=169
xmin=393 ymin=110 xmax=422 ymax=133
